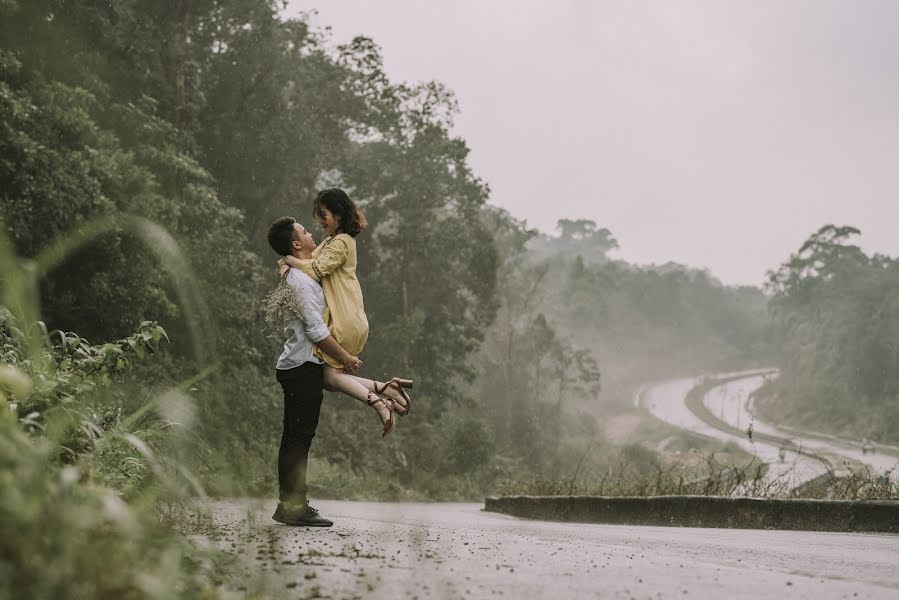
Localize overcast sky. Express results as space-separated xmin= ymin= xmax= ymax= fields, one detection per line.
xmin=285 ymin=0 xmax=899 ymax=286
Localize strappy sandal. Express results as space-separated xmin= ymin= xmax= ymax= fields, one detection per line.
xmin=366 ymin=391 xmax=395 ymax=438
xmin=375 ymin=378 xmax=413 ymax=416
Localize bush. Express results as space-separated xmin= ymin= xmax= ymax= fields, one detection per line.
xmin=0 ymin=410 xmax=216 ymax=599
xmin=0 ymin=310 xmax=224 ymax=598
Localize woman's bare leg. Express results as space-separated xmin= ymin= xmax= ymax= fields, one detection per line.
xmin=322 ymin=366 xmax=394 ymax=433
xmin=348 ymin=375 xmax=409 ymax=415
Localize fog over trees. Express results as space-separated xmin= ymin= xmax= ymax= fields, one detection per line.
xmin=763 ymin=225 xmax=899 ymax=443
xmin=1 ymin=2 xmax=896 ymax=594
xmin=3 ymin=0 xmax=894 ymax=496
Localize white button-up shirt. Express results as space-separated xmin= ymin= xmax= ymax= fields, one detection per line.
xmin=276 ymin=268 xmax=330 ymax=370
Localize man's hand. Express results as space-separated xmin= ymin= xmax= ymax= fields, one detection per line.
xmin=277 ymin=258 xmax=289 ymax=278
xmin=341 ymin=355 xmax=362 ymax=374
xmin=316 ymin=335 xmax=360 ymax=373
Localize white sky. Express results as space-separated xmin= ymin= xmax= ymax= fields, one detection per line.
xmin=285 ymin=0 xmax=899 ymax=286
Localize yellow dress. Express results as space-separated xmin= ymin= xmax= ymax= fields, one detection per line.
xmin=296 ymin=233 xmax=369 ymax=368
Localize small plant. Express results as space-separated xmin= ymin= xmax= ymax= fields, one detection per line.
xmin=2 ymin=310 xmax=168 ymax=416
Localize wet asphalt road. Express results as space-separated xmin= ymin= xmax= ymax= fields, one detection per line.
xmin=204 ymin=499 xmax=899 ymax=599
xmin=642 ymin=373 xmax=826 ymax=487
xmin=713 ymin=374 xmax=899 ymax=477
xmin=643 ymin=372 xmax=899 ymax=488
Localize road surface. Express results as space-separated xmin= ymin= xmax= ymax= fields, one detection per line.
xmin=706 ymin=374 xmax=899 ymax=478
xmin=202 ymin=499 xmax=899 ymax=599
xmin=641 ymin=372 xmax=826 ymax=489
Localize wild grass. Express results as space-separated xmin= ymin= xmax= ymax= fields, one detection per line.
xmin=0 ymin=213 xmax=226 ymax=598
xmin=497 ymin=453 xmax=898 ymax=500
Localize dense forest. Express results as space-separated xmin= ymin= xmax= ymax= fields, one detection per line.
xmin=1 ymin=0 xmax=499 ymax=501
xmin=1 ymin=0 xmax=772 ymax=499
xmin=475 ymin=213 xmax=770 ymax=480
xmin=1 ymin=1 xmax=896 ymax=595
xmin=761 ymin=225 xmax=899 ymax=444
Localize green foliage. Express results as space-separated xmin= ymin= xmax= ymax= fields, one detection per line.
xmin=435 ymin=413 xmax=495 ymax=476
xmin=542 ymin=247 xmax=769 ymax=393
xmin=1 ymin=0 xmax=778 ymax=511
xmin=0 ymin=182 xmax=226 ymax=596
xmin=475 ymin=207 xmax=767 ymax=477
xmin=0 ymin=309 xmax=202 ymax=497
xmin=0 ymin=308 xmax=219 ymax=597
xmin=344 ymin=76 xmax=499 ymax=407
xmin=764 ymin=225 xmax=899 ymax=442
xmin=0 ymin=6 xmax=264 ymax=360
xmin=2 ymin=312 xmax=167 ymax=415
xmin=528 ymin=218 xmax=620 ymax=263
xmin=0 ymin=412 xmax=216 ymax=599
xmin=1 ymin=1 xmax=502 ymax=492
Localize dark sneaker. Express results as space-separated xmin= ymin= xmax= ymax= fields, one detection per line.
xmin=272 ymin=502 xmax=333 ymax=527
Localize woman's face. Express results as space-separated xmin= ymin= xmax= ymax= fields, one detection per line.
xmin=317 ymin=205 xmax=339 ymax=237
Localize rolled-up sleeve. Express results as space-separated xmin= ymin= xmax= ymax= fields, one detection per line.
xmin=291 ymin=236 xmax=350 ymax=282
xmin=311 ymin=236 xmax=349 ymax=280
xmin=292 ymin=259 xmax=320 ymax=283
xmin=288 ymin=270 xmax=330 ymax=343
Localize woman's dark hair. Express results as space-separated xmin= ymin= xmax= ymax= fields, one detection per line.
xmin=267 ymin=216 xmax=297 ymax=256
xmin=313 ymin=188 xmax=367 ymax=237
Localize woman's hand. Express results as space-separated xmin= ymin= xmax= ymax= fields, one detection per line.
xmin=283 ymin=255 xmax=303 ymax=268
xmin=277 ymin=258 xmax=289 ymax=278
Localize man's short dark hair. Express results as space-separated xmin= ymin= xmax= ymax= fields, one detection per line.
xmin=268 ymin=217 xmax=298 ymax=256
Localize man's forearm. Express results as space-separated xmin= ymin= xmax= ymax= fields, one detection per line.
xmin=316 ymin=335 xmax=352 ymax=364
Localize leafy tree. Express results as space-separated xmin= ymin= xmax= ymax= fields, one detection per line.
xmin=1 ymin=0 xmax=264 ymax=359
xmin=471 ymin=208 xmax=604 ymax=475
xmin=196 ymin=14 xmax=371 ymax=246
xmin=339 ymin=72 xmax=499 ymax=408
xmin=1 ymin=0 xmax=778 ymax=502
xmin=764 ymin=225 xmax=899 ymax=442
xmin=528 ymin=218 xmax=619 ymax=264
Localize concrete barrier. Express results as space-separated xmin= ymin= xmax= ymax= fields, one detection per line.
xmin=484 ymin=495 xmax=899 ymax=533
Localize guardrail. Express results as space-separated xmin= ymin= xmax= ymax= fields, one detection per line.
xmin=485 ymin=495 xmax=899 ymax=533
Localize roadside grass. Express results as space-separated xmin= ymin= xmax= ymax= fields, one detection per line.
xmin=496 ymin=453 xmax=770 ymax=498
xmin=751 ymin=381 xmax=899 ymax=459
xmin=685 ymin=375 xmax=898 ymax=499
xmin=0 ymin=215 xmax=237 ymax=598
xmin=501 ymin=376 xmax=898 ymax=501
xmin=498 ymin=453 xmax=897 ymax=500
xmin=792 ymin=465 xmax=898 ymax=500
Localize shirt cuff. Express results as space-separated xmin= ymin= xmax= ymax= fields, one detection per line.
xmin=307 ymin=324 xmax=330 ymax=344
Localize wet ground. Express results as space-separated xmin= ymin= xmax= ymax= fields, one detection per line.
xmin=642 ymin=372 xmax=826 ymax=487
xmin=201 ymin=499 xmax=899 ymax=599
xmin=707 ymin=374 xmax=899 ymax=477
xmin=642 ymin=371 xmax=899 ymax=485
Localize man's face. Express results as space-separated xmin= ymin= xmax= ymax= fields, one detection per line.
xmin=292 ymin=222 xmax=316 ymax=252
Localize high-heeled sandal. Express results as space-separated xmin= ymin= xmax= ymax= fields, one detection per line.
xmin=375 ymin=378 xmax=413 ymax=416
xmin=366 ymin=391 xmax=395 ymax=438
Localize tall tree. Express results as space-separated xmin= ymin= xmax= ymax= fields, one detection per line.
xmin=0 ymin=0 xmax=264 ymax=356
xmin=339 ymin=73 xmax=500 ymax=407
xmin=764 ymin=225 xmax=899 ymax=442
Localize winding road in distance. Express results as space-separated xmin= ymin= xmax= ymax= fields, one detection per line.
xmin=641 ymin=370 xmax=899 ymax=488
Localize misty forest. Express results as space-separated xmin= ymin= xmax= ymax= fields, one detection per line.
xmin=1 ymin=1 xmax=897 ymax=598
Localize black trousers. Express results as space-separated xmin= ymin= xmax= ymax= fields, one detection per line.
xmin=275 ymin=362 xmax=324 ymax=505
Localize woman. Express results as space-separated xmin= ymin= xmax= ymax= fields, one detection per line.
xmin=280 ymin=188 xmax=412 ymax=437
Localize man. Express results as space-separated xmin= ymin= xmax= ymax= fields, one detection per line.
xmin=267 ymin=216 xmax=362 ymax=527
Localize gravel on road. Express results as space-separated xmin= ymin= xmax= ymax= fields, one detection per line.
xmin=199 ymin=499 xmax=899 ymax=599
